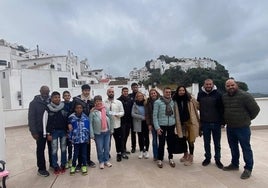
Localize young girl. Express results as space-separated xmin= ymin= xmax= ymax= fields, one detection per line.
xmin=68 ymin=103 xmax=90 ymax=175
xmin=90 ymin=95 xmax=114 ymax=169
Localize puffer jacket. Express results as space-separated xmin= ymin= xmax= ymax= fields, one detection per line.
xmin=222 ymin=89 xmax=260 ymax=128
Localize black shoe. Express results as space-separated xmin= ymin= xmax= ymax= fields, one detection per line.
xmin=222 ymin=164 xmax=239 ymax=171
xmin=122 ymin=154 xmax=129 ymax=159
xmin=125 ymin=151 xmax=131 ymax=155
xmin=215 ymin=160 xmax=224 ymax=169
xmin=131 ymin=148 xmax=136 ymax=153
xmin=88 ymin=160 xmax=96 ymax=168
xmin=75 ymin=165 xmax=81 ymax=172
xmin=117 ymin=154 xmax=122 ymax=162
xmin=202 ymin=159 xmax=211 ymax=166
xmin=240 ymin=169 xmax=252 ymax=179
xmin=37 ymin=169 xmax=50 ymax=177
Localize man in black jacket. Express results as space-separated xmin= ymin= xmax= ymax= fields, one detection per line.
xmin=197 ymin=79 xmax=224 ymax=169
xmin=28 ymin=85 xmax=52 ymax=177
xmin=72 ymin=84 xmax=96 ymax=168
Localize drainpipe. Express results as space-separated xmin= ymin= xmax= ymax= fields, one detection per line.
xmin=0 ymin=81 xmax=6 ymax=160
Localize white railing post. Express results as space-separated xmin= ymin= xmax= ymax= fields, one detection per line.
xmin=0 ymin=81 xmax=6 ymax=160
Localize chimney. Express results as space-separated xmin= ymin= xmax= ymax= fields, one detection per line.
xmin=37 ymin=45 xmax=40 ymax=57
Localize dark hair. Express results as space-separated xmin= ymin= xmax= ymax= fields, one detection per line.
xmin=51 ymin=91 xmax=60 ymax=97
xmin=81 ymin=84 xmax=91 ymax=91
xmin=121 ymin=87 xmax=128 ymax=92
xmin=131 ymin=82 xmax=138 ymax=87
xmin=74 ymin=103 xmax=83 ymax=109
xmin=94 ymin=95 xmax=102 ymax=102
xmin=172 ymin=85 xmax=191 ymax=101
xmin=62 ymin=90 xmax=70 ymax=95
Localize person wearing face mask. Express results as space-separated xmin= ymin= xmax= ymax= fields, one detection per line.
xmin=28 ymin=85 xmax=52 ymax=177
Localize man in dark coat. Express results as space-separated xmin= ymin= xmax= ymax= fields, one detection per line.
xmin=28 ymin=85 xmax=52 ymax=177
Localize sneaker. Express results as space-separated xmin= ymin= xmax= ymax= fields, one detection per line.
xmin=131 ymin=148 xmax=136 ymax=153
xmin=81 ymin=166 xmax=88 ymax=175
xmin=180 ymin=153 xmax=188 ymax=162
xmin=104 ymin=162 xmax=112 ymax=167
xmin=240 ymin=169 xmax=251 ymax=179
xmin=222 ymin=164 xmax=239 ymax=171
xmin=169 ymin=159 xmax=176 ymax=168
xmin=54 ymin=167 xmax=61 ymax=175
xmin=37 ymin=169 xmax=50 ymax=177
xmin=138 ymin=151 xmax=143 ymax=159
xmin=122 ymin=153 xmax=129 ymax=159
xmin=88 ymin=160 xmax=96 ymax=168
xmin=65 ymin=159 xmax=72 ymax=169
xmin=99 ymin=163 xmax=104 ymax=169
xmin=144 ymin=151 xmax=149 ymax=159
xmin=70 ymin=166 xmax=76 ymax=175
xmin=60 ymin=166 xmax=66 ymax=174
xmin=215 ymin=160 xmax=224 ymax=169
xmin=117 ymin=154 xmax=122 ymax=162
xmin=157 ymin=160 xmax=163 ymax=168
xmin=202 ymin=159 xmax=211 ymax=166
xmin=125 ymin=151 xmax=131 ymax=155
xmin=75 ymin=165 xmax=81 ymax=172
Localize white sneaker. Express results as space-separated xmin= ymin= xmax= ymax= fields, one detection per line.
xmin=99 ymin=163 xmax=104 ymax=169
xmin=138 ymin=151 xmax=143 ymax=159
xmin=104 ymin=162 xmax=112 ymax=167
xmin=144 ymin=151 xmax=149 ymax=159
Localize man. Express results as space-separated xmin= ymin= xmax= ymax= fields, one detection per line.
xmin=128 ymin=82 xmax=139 ymax=153
xmin=28 ymin=85 xmax=52 ymax=177
xmin=197 ymin=79 xmax=224 ymax=169
xmin=104 ymin=87 xmax=127 ymax=162
xmin=222 ymin=79 xmax=260 ymax=179
xmin=153 ymin=87 xmax=178 ymax=168
xmin=72 ymin=84 xmax=96 ymax=168
xmin=117 ymin=87 xmax=132 ymax=155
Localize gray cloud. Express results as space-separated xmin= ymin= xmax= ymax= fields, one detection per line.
xmin=1 ymin=0 xmax=268 ymax=93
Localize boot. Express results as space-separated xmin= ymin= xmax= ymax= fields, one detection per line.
xmin=180 ymin=152 xmax=188 ymax=162
xmin=184 ymin=154 xmax=193 ymax=166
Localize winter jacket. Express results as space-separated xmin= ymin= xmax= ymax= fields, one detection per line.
xmin=72 ymin=95 xmax=94 ymax=116
xmin=28 ymin=95 xmax=50 ymax=135
xmin=68 ymin=112 xmax=90 ymax=144
xmin=117 ymin=95 xmax=133 ymax=123
xmin=90 ymin=110 xmax=113 ymax=138
xmin=222 ymin=89 xmax=260 ymax=128
xmin=197 ymin=86 xmax=224 ymax=124
xmin=131 ymin=102 xmax=145 ymax=132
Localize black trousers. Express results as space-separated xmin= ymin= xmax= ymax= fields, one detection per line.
xmin=113 ymin=127 xmax=123 ymax=153
xmin=36 ymin=132 xmax=52 ymax=170
xmin=121 ymin=121 xmax=131 ymax=152
xmin=157 ymin=125 xmax=175 ymax=161
xmin=131 ymin=123 xmax=137 ymax=149
xmin=137 ymin=120 xmax=149 ymax=151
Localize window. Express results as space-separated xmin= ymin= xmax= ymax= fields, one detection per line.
xmin=59 ymin=77 xmax=68 ymax=88
xmin=57 ymin=63 xmax=62 ymax=71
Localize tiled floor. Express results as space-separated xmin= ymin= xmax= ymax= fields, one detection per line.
xmin=3 ymin=126 xmax=268 ymax=188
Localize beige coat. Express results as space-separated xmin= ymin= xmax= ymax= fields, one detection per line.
xmin=179 ymin=98 xmax=200 ymax=143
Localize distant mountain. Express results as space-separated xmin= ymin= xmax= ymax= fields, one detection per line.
xmin=250 ymin=93 xmax=268 ymax=98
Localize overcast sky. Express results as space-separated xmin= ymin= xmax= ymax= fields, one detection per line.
xmin=1 ymin=0 xmax=268 ymax=93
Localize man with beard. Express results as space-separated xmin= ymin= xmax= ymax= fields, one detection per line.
xmin=104 ymin=87 xmax=127 ymax=162
xmin=222 ymin=79 xmax=260 ymax=179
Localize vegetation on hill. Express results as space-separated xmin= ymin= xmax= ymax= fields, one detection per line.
xmin=142 ymin=55 xmax=248 ymax=93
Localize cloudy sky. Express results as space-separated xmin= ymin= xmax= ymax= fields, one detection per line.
xmin=1 ymin=0 xmax=268 ymax=93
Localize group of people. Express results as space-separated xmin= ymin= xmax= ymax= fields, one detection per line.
xmin=28 ymin=78 xmax=260 ymax=180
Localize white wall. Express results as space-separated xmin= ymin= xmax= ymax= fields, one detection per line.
xmin=0 ymin=80 xmax=6 ymax=160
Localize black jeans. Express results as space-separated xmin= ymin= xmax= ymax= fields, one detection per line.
xmin=137 ymin=120 xmax=149 ymax=151
xmin=131 ymin=123 xmax=137 ymax=150
xmin=36 ymin=132 xmax=52 ymax=171
xmin=121 ymin=121 xmax=131 ymax=152
xmin=157 ymin=125 xmax=175 ymax=161
xmin=113 ymin=127 xmax=123 ymax=153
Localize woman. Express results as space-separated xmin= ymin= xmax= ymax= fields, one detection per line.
xmin=90 ymin=95 xmax=114 ymax=169
xmin=131 ymin=91 xmax=150 ymax=159
xmin=145 ymin=88 xmax=160 ymax=161
xmin=172 ymin=86 xmax=200 ymax=166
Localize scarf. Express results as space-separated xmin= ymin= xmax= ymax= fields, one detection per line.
xmin=175 ymin=95 xmax=190 ymax=123
xmin=160 ymin=97 xmax=173 ymax=116
xmin=47 ymin=102 xmax=64 ymax=112
xmin=95 ymin=103 xmax=107 ymax=130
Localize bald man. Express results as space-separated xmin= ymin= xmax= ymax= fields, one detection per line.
xmin=222 ymin=79 xmax=260 ymax=179
xmin=28 ymin=85 xmax=52 ymax=177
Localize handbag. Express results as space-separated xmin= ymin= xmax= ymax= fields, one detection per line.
xmin=171 ymin=135 xmax=187 ymax=154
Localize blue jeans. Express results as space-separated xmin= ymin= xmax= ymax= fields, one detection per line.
xmin=202 ymin=123 xmax=221 ymax=161
xmin=226 ymin=126 xmax=253 ymax=171
xmin=95 ymin=131 xmax=111 ymax=163
xmin=151 ymin=128 xmax=158 ymax=159
xmin=51 ymin=130 xmax=67 ymax=168
xmin=73 ymin=143 xmax=87 ymax=167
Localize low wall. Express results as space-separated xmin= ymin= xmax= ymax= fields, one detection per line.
xmin=3 ymin=98 xmax=268 ymax=128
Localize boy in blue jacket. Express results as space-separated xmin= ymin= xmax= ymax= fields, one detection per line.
xmin=68 ymin=103 xmax=90 ymax=175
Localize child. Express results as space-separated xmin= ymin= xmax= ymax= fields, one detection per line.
xmin=44 ymin=91 xmax=68 ymax=175
xmin=62 ymin=90 xmax=73 ymax=169
xmin=68 ymin=103 xmax=90 ymax=175
xmin=90 ymin=95 xmax=114 ymax=169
